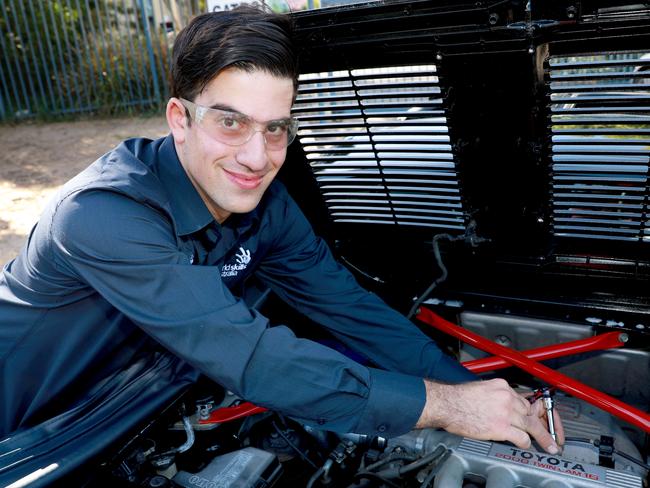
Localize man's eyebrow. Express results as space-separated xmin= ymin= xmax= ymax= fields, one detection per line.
xmin=207 ymin=102 xmax=293 ymax=122
xmin=208 ymin=103 xmax=242 ymax=114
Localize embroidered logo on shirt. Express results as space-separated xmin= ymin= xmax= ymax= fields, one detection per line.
xmin=221 ymin=247 xmax=251 ymax=278
xmin=235 ymin=247 xmax=251 ymax=265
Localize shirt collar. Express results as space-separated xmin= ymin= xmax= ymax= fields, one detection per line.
xmin=156 ymin=134 xmax=261 ymax=237
xmin=157 ymin=135 xmax=214 ymax=236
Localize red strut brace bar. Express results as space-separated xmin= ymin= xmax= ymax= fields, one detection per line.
xmin=199 ymin=402 xmax=268 ymax=424
xmin=416 ymin=307 xmax=650 ymax=434
xmin=463 ymin=330 xmax=627 ymax=373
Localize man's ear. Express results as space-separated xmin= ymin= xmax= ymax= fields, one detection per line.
xmin=167 ymin=98 xmax=187 ymax=145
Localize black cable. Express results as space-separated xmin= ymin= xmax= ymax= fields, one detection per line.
xmin=564 ymin=437 xmax=650 ymax=471
xmin=564 ymin=437 xmax=592 ymax=444
xmin=354 ymin=449 xmax=448 ymax=486
xmin=613 ymin=448 xmax=650 ymax=471
xmin=271 ymin=421 xmax=318 ymax=469
xmin=420 ymin=449 xmax=452 ymax=488
xmin=389 ymin=446 xmax=447 ymax=477
xmin=406 ymin=234 xmax=462 ymax=319
xmin=357 ymin=446 xmax=447 ymax=481
xmin=363 ymin=452 xmax=417 ymax=472
xmin=276 ymin=413 xmax=326 ymax=463
xmin=353 ymin=472 xmax=401 ymax=488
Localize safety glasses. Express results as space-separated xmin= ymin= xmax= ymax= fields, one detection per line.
xmin=180 ymin=98 xmax=299 ymax=150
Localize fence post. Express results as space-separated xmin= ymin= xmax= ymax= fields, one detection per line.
xmin=0 ymin=91 xmax=5 ymax=121
xmin=138 ymin=0 xmax=161 ymax=104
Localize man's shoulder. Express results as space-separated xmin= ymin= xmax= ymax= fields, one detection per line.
xmin=44 ymin=136 xmax=176 ymax=247
xmin=60 ymin=136 xmax=169 ymax=208
xmin=50 ymin=189 xmax=176 ymax=256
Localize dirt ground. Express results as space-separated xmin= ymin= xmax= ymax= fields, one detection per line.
xmin=0 ymin=116 xmax=169 ymax=264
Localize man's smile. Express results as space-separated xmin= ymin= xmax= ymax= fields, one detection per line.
xmin=223 ymin=168 xmax=264 ymax=190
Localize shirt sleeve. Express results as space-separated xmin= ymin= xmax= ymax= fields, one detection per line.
xmin=255 ymin=193 xmax=477 ymax=385
xmin=49 ymin=190 xmax=425 ymax=438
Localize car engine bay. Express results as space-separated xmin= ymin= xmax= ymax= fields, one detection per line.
xmin=92 ymin=308 xmax=650 ymax=488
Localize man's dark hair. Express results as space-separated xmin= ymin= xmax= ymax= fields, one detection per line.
xmin=171 ymin=4 xmax=297 ymax=102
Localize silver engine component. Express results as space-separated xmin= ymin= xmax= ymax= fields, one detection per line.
xmin=434 ymin=438 xmax=642 ymax=488
xmin=386 ymin=396 xmax=646 ymax=488
xmin=173 ymin=447 xmax=281 ymax=488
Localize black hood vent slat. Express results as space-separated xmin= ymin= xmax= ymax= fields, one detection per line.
xmin=548 ymin=51 xmax=650 ymax=242
xmin=293 ymin=65 xmax=466 ymax=230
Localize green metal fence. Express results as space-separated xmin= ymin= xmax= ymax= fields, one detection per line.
xmin=0 ymin=0 xmax=200 ymax=121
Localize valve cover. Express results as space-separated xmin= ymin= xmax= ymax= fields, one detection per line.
xmin=434 ymin=438 xmax=643 ymax=488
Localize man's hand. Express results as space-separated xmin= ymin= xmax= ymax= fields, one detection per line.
xmin=416 ymin=378 xmax=564 ymax=454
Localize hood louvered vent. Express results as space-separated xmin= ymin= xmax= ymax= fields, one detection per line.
xmin=292 ymin=65 xmax=466 ymax=231
xmin=549 ymin=52 xmax=650 ymax=242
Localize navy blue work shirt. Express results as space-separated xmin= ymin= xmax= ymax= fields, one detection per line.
xmin=0 ymin=135 xmax=475 ymax=437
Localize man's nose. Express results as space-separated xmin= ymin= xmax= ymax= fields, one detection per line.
xmin=236 ymin=131 xmax=268 ymax=171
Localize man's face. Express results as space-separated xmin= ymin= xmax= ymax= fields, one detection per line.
xmin=174 ymin=68 xmax=295 ymax=223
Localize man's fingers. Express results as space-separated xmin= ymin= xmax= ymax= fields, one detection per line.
xmin=526 ymin=402 xmax=564 ymax=454
xmin=508 ymin=393 xmax=534 ymax=432
xmin=512 ymin=394 xmax=531 ymax=417
xmin=504 ymin=425 xmax=532 ymax=450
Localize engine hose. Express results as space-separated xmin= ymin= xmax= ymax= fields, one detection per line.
xmin=407 ymin=234 xmax=462 ymax=319
xmin=419 ymin=449 xmax=452 ymax=488
xmin=363 ymin=452 xmax=418 ymax=472
xmin=353 ymin=472 xmax=401 ymax=488
xmin=387 ymin=446 xmax=447 ymax=478
xmin=175 ymin=416 xmax=195 ymax=454
xmin=306 ymin=467 xmax=325 ymax=488
xmin=357 ymin=446 xmax=447 ymax=480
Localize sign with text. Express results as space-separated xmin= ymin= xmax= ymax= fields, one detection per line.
xmin=206 ymin=0 xmax=250 ymax=12
xmin=206 ymin=0 xmax=314 ymax=13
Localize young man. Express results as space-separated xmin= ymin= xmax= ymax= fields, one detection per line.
xmin=0 ymin=6 xmax=561 ymax=453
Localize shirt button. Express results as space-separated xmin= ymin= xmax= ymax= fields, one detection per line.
xmin=377 ymin=424 xmax=387 ymax=433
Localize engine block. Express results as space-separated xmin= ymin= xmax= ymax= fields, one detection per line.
xmin=386 ymin=395 xmax=646 ymax=488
